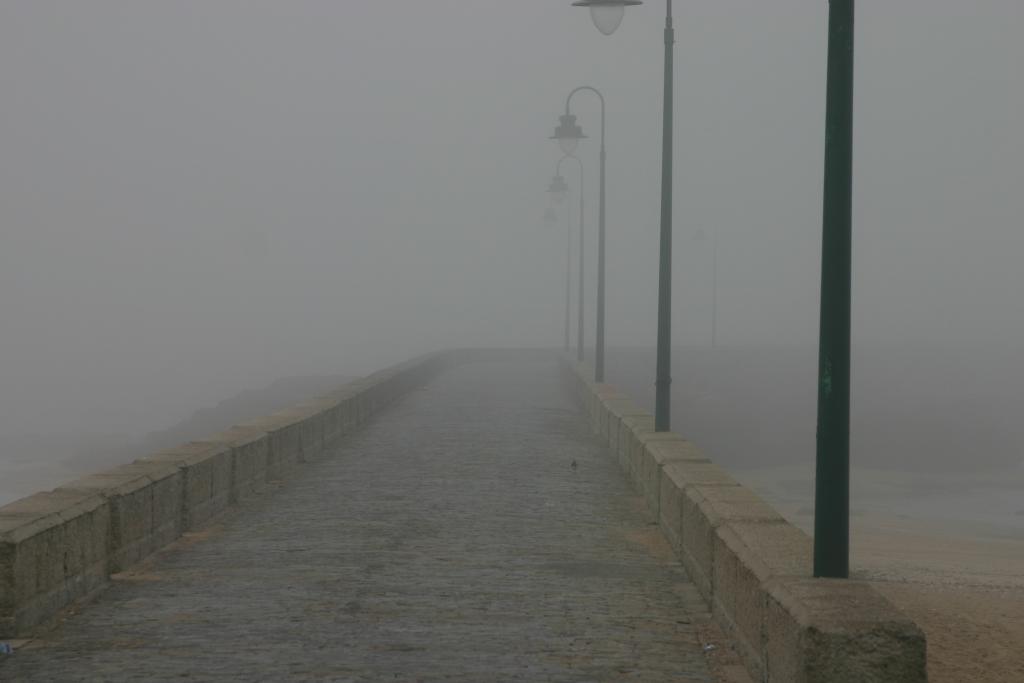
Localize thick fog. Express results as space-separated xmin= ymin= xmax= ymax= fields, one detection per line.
xmin=2 ymin=2 xmax=1023 ymax=487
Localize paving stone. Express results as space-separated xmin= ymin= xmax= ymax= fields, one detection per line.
xmin=0 ymin=359 xmax=716 ymax=682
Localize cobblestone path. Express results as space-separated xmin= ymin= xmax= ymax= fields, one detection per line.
xmin=2 ymin=359 xmax=716 ymax=682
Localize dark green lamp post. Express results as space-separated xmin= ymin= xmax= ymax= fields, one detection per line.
xmin=572 ymin=0 xmax=673 ymax=431
xmin=814 ymin=0 xmax=855 ymax=580
xmin=553 ymin=87 xmax=609 ymax=383
xmin=570 ymin=0 xmax=856 ymax=579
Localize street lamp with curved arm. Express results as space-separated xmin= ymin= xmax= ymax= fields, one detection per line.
xmin=554 ymin=86 xmax=608 ymax=382
xmin=571 ymin=0 xmax=858 ymax=580
xmin=572 ymin=0 xmax=674 ymax=433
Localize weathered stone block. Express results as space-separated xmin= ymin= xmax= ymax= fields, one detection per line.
xmin=637 ymin=438 xmax=708 ymax=518
xmin=345 ymin=380 xmax=373 ymax=425
xmin=763 ymin=577 xmax=927 ymax=683
xmin=615 ymin=417 xmax=635 ymax=468
xmin=238 ymin=413 xmax=305 ymax=480
xmin=139 ymin=441 xmax=233 ymax=530
xmin=658 ymin=467 xmax=685 ymax=555
xmin=683 ymin=482 xmax=781 ymax=602
xmin=620 ymin=415 xmax=654 ymax=477
xmin=601 ymin=398 xmax=639 ymax=441
xmin=0 ymin=490 xmax=110 ymax=637
xmin=58 ymin=461 xmax=183 ymax=573
xmin=271 ymin=404 xmax=327 ymax=462
xmin=713 ymin=520 xmax=812 ymax=677
xmin=196 ymin=427 xmax=269 ymax=501
xmin=662 ymin=464 xmax=741 ymax=599
xmin=592 ymin=386 xmax=627 ymax=439
xmin=290 ymin=400 xmax=334 ymax=459
xmin=312 ymin=397 xmax=345 ymax=445
xmin=321 ymin=389 xmax=359 ymax=437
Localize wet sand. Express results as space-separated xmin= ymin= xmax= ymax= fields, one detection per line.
xmin=859 ymin=524 xmax=1024 ymax=683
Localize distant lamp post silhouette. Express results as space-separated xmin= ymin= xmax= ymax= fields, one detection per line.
xmin=549 ymin=157 xmax=586 ymax=362
xmin=547 ymin=173 xmax=569 ymax=205
xmin=571 ymin=0 xmax=674 ymax=432
xmin=552 ymin=113 xmax=586 ymax=156
xmin=693 ymin=229 xmax=718 ymax=348
xmin=545 ymin=203 xmax=572 ymax=352
xmin=548 ymin=167 xmax=583 ymax=359
xmin=552 ymin=87 xmax=609 ymax=383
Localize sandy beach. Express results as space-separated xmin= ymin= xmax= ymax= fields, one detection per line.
xmin=739 ymin=466 xmax=1024 ymax=683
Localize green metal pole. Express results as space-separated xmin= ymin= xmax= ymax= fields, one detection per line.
xmin=566 ymin=87 xmax=608 ymax=381
xmin=576 ymin=156 xmax=586 ymax=363
xmin=565 ymin=198 xmax=572 ymax=352
xmin=596 ymin=141 xmax=606 ymax=380
xmin=814 ymin=0 xmax=855 ymax=579
xmin=655 ymin=0 xmax=674 ymax=432
xmin=566 ymin=86 xmax=608 ymax=381
xmin=595 ymin=99 xmax=608 ymax=383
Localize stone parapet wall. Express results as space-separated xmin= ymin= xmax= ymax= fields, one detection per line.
xmin=563 ymin=357 xmax=928 ymax=683
xmin=0 ymin=351 xmax=450 ymax=638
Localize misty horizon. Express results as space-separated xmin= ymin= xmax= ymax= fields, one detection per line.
xmin=2 ymin=1 xmax=1023 ymax=471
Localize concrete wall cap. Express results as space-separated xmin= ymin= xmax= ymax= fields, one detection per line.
xmin=621 ymin=415 xmax=655 ymax=431
xmin=295 ymin=397 xmax=340 ymax=412
xmin=57 ymin=461 xmax=180 ymax=497
xmin=0 ymin=491 xmax=107 ymax=541
xmin=236 ymin=414 xmax=303 ymax=433
xmin=691 ymin=485 xmax=785 ymax=527
xmin=765 ymin=576 xmax=924 ymax=635
xmin=646 ymin=440 xmax=707 ymax=464
xmin=601 ymin=398 xmax=646 ymax=417
xmin=195 ymin=426 xmax=268 ymax=447
xmin=716 ymin=520 xmax=813 ymax=579
xmin=637 ymin=431 xmax=687 ymax=446
xmin=271 ymin=404 xmax=324 ymax=420
xmin=140 ymin=441 xmax=233 ymax=467
xmin=662 ymin=461 xmax=740 ymax=490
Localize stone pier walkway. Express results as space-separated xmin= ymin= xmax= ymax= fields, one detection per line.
xmin=1 ymin=359 xmax=716 ymax=682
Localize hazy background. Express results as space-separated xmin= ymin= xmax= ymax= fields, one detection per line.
xmin=2 ymin=2 xmax=1023 ymax=505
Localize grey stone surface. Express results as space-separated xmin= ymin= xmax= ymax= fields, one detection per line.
xmin=1 ymin=359 xmax=715 ymax=682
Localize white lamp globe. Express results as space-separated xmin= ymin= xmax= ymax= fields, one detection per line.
xmin=572 ymin=1 xmax=642 ymax=37
xmin=591 ymin=4 xmax=625 ymax=35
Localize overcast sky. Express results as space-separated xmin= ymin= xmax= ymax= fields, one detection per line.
xmin=1 ymin=1 xmax=1022 ymax=435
